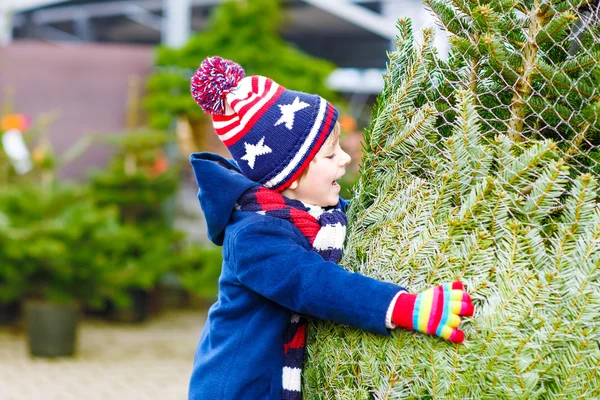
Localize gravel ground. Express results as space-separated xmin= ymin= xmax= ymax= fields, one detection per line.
xmin=0 ymin=310 xmax=206 ymax=400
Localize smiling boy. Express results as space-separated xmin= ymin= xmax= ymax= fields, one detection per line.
xmin=282 ymin=122 xmax=351 ymax=207
xmin=188 ymin=57 xmax=474 ymax=400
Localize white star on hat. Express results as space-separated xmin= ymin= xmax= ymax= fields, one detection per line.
xmin=274 ymin=97 xmax=310 ymax=130
xmin=240 ymin=137 xmax=272 ymax=169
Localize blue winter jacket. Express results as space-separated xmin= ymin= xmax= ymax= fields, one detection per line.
xmin=188 ymin=152 xmax=404 ymax=400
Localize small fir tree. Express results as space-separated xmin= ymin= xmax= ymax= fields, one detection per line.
xmin=88 ymin=129 xmax=183 ymax=308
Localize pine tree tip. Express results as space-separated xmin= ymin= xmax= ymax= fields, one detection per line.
xmin=581 ymin=173 xmax=591 ymax=182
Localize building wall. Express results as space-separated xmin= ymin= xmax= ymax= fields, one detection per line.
xmin=0 ymin=41 xmax=154 ymax=180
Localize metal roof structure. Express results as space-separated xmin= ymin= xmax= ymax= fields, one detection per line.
xmin=3 ymin=0 xmax=447 ymax=98
xmin=6 ymin=0 xmax=68 ymax=12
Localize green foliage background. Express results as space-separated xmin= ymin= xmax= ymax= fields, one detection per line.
xmin=0 ymin=185 xmax=127 ymax=306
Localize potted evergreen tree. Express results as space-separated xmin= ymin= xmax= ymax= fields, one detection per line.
xmin=0 ymin=107 xmax=97 ymax=326
xmin=0 ymin=184 xmax=125 ymax=357
xmin=94 ymin=224 xmax=184 ymax=322
xmin=0 ymin=212 xmax=24 ymax=325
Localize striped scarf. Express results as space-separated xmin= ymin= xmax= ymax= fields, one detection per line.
xmin=236 ymin=186 xmax=347 ymax=400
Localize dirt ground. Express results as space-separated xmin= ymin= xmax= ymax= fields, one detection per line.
xmin=0 ymin=310 xmax=206 ymax=400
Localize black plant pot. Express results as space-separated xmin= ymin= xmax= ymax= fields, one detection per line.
xmin=0 ymin=301 xmax=21 ymax=325
xmin=25 ymin=301 xmax=80 ymax=357
xmin=158 ymin=284 xmax=190 ymax=309
xmin=107 ymin=288 xmax=150 ymax=323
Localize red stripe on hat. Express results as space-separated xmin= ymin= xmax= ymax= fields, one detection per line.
xmin=230 ymin=93 xmax=259 ymax=116
xmin=289 ymin=208 xmax=319 ymax=245
xmin=427 ymin=285 xmax=444 ymax=334
xmin=215 ymin=124 xmax=237 ymax=136
xmin=275 ymin=103 xmax=335 ymax=192
xmin=222 ymin=85 xmax=285 ymax=146
xmin=216 ymin=92 xmax=264 ymax=136
xmin=214 ymin=116 xmax=240 ymax=135
xmin=229 ymin=76 xmax=261 ymax=109
xmin=229 ymin=93 xmax=253 ymax=110
xmin=212 ymin=113 xmax=238 ymax=122
xmin=283 ymin=324 xmax=306 ymax=355
xmin=236 ymin=79 xmax=273 ymax=117
xmin=230 ymin=76 xmax=264 ymax=111
xmin=252 ymin=75 xmax=259 ymax=93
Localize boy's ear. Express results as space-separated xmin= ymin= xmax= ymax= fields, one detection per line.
xmin=288 ymin=180 xmax=299 ymax=190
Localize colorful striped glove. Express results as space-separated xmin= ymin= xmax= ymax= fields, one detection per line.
xmin=392 ymin=281 xmax=474 ymax=344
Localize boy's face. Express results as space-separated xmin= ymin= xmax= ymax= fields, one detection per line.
xmin=283 ymin=138 xmax=352 ymax=207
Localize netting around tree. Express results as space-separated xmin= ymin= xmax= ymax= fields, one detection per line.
xmin=304 ymin=1 xmax=600 ymax=398
xmin=427 ymin=0 xmax=600 ymax=177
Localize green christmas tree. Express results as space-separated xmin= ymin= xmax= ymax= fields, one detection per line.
xmin=304 ymin=19 xmax=600 ymax=398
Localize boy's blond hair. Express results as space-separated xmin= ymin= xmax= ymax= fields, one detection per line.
xmin=297 ymin=121 xmax=341 ymax=182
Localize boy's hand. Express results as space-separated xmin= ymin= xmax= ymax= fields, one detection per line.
xmin=391 ymin=282 xmax=474 ymax=344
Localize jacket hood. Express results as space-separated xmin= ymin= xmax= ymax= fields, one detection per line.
xmin=189 ymin=152 xmax=259 ymax=245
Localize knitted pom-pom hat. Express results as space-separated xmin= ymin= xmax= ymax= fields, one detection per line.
xmin=190 ymin=56 xmax=338 ymax=192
